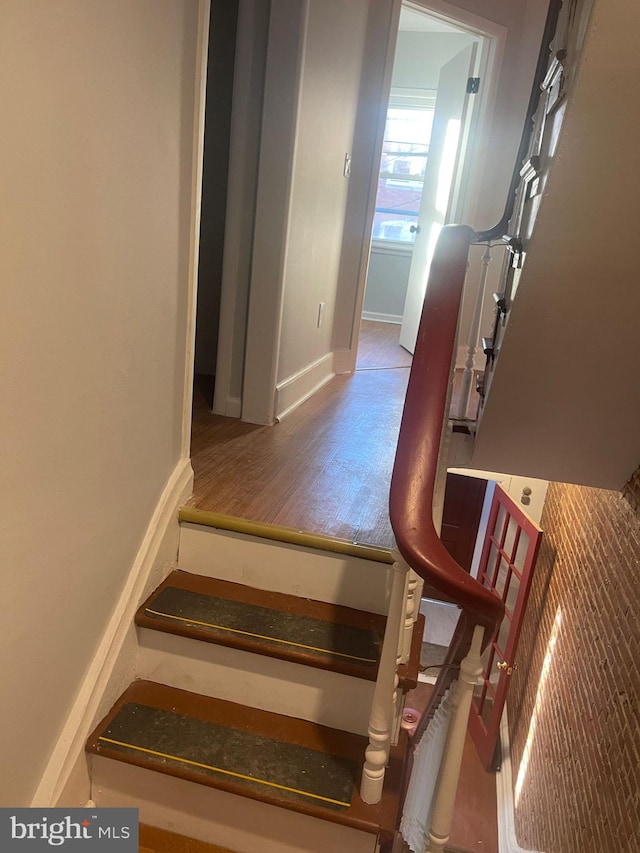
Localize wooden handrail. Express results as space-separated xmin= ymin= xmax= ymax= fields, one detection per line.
xmin=389 ymin=224 xmax=504 ymax=636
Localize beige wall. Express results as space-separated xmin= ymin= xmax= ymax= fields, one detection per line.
xmin=0 ymin=0 xmax=200 ymax=805
xmin=276 ymin=0 xmax=371 ymax=384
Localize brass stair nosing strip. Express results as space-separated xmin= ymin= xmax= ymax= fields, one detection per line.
xmin=178 ymin=508 xmax=394 ymax=565
xmin=97 ymin=736 xmax=351 ymax=809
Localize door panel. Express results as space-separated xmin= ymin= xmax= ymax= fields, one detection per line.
xmin=441 ymin=473 xmax=487 ymax=572
xmin=468 ymin=485 xmax=542 ymax=769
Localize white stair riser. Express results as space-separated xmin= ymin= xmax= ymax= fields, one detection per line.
xmin=178 ymin=523 xmax=391 ymax=614
xmin=136 ymin=629 xmax=374 ymax=736
xmin=92 ymin=756 xmax=377 ymax=853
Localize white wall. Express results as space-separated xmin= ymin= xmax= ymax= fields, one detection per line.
xmin=363 ymin=247 xmax=412 ymax=322
xmin=277 ymin=0 xmax=370 ymax=385
xmin=393 ymin=29 xmax=476 ymax=90
xmin=0 ymin=0 xmax=201 ymax=806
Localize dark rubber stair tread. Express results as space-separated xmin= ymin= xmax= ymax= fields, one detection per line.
xmin=136 ymin=571 xmax=385 ymax=680
xmin=87 ymin=681 xmax=405 ymax=834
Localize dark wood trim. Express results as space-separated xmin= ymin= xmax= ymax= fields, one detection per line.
xmin=389 ymin=226 xmax=504 ymax=637
xmin=139 ymin=824 xmax=234 ymax=853
xmin=136 ymin=571 xmax=385 ymax=682
xmin=88 ymin=681 xmax=406 ymax=837
xmin=397 ymin=613 xmax=425 ymax=693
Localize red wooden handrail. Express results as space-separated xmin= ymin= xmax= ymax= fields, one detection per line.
xmin=389 ymin=225 xmax=504 ymax=635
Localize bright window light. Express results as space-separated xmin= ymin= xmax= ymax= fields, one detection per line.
xmin=435 ymin=119 xmax=461 ymax=216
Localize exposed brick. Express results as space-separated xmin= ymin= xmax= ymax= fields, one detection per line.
xmin=507 ymin=469 xmax=640 ymax=853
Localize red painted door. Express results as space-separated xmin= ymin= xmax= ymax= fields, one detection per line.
xmin=468 ymin=485 xmax=542 ymax=770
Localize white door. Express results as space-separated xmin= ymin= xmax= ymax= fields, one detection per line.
xmin=399 ymin=43 xmax=478 ymax=354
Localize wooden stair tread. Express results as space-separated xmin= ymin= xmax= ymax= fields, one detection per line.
xmin=136 ymin=571 xmax=385 ymax=681
xmin=140 ymin=824 xmax=236 ymax=853
xmin=88 ymin=681 xmax=405 ymax=835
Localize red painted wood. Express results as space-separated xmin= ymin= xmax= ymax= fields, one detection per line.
xmin=441 ymin=473 xmax=488 ymax=572
xmin=468 ymin=485 xmax=542 ymax=769
xmin=389 ymin=225 xmax=504 ymax=636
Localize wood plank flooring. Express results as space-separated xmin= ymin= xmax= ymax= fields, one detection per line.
xmin=140 ymin=824 xmax=234 ymax=853
xmin=405 ymin=683 xmax=498 ymax=853
xmin=356 ymin=320 xmax=413 ymax=370
xmin=190 ymin=324 xmax=411 ymax=548
xmin=190 ymin=321 xmax=477 ymax=549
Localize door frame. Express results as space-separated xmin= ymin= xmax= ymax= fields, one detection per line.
xmin=347 ymin=0 xmax=507 ymax=373
xmin=211 ymin=0 xmax=506 ymax=424
xmin=468 ymin=484 xmax=543 ymax=770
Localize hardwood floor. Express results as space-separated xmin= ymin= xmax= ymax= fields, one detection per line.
xmin=405 ymin=683 xmax=498 ymax=853
xmin=189 ymin=320 xmax=476 ymax=549
xmin=356 ymin=320 xmax=413 ymax=370
xmin=190 ymin=356 xmax=409 ymax=549
xmin=140 ymin=824 xmax=234 ymax=853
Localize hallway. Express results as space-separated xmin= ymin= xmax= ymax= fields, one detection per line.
xmin=190 ymin=322 xmax=411 ymax=549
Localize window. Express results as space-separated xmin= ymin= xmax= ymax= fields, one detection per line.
xmin=372 ymin=92 xmax=436 ymax=245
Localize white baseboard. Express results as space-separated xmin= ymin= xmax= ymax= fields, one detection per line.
xmin=496 ymin=707 xmax=544 ymax=853
xmin=275 ymin=353 xmax=335 ymax=420
xmin=32 ymin=457 xmax=194 ymax=808
xmin=361 ymin=311 xmax=402 ymax=325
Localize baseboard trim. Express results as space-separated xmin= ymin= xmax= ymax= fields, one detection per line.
xmin=32 ymin=457 xmax=194 ymax=808
xmin=361 ymin=311 xmax=402 ymax=325
xmin=496 ymin=707 xmax=544 ymax=853
xmin=275 ymin=353 xmax=335 ymax=421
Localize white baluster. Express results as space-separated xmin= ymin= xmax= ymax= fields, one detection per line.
xmin=456 ymin=243 xmax=493 ymax=419
xmin=361 ymin=556 xmax=409 ymax=804
xmin=427 ymin=624 xmax=485 ymax=853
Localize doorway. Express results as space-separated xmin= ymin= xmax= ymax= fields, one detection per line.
xmin=358 ymin=2 xmax=494 ymax=366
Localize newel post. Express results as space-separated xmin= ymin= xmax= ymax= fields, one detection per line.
xmin=361 ymin=554 xmax=409 ymax=804
xmin=427 ymin=624 xmax=485 ymax=853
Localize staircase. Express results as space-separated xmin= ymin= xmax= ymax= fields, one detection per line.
xmin=86 ymin=512 xmax=421 ymax=853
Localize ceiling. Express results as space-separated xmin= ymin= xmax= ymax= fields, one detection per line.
xmin=399 ymin=5 xmax=464 ymax=34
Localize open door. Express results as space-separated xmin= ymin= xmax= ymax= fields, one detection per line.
xmin=468 ymin=485 xmax=543 ymax=770
xmin=399 ymin=42 xmax=478 ymax=354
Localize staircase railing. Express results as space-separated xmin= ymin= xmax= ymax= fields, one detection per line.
xmin=372 ymin=1 xmax=566 ymax=848
xmin=359 ymin=227 xmax=505 ymax=851
xmin=389 ymin=226 xmax=504 ymax=853
xmin=360 ymin=3 xmax=565 ymax=847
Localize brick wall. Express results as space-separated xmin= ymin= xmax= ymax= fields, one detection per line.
xmin=507 ymin=476 xmax=640 ymax=853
